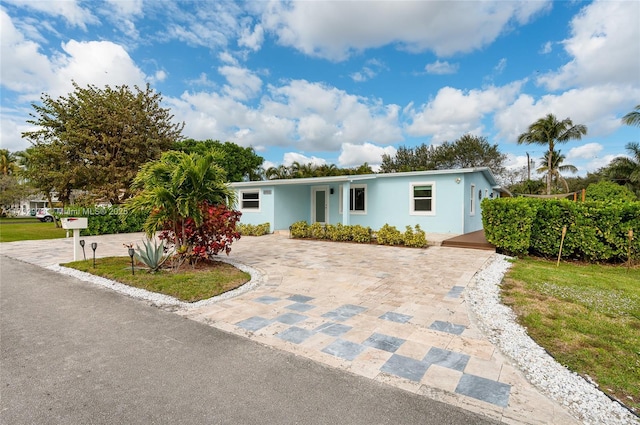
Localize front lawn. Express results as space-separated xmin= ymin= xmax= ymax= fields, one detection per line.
xmin=63 ymin=256 xmax=251 ymax=303
xmin=503 ymin=258 xmax=640 ymax=414
xmin=0 ymin=218 xmax=67 ymax=242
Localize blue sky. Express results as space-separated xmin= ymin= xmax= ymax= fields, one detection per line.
xmin=1 ymin=1 xmax=639 ymax=180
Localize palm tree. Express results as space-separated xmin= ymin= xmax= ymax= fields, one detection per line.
xmin=606 ymin=142 xmax=640 ymax=198
xmin=265 ymin=165 xmax=290 ymax=180
xmin=127 ymin=151 xmax=236 ymax=240
xmin=622 ymin=104 xmax=640 ymax=127
xmin=536 ymin=150 xmax=578 ymax=193
xmin=517 ymin=114 xmax=587 ymax=194
xmin=0 ymin=149 xmax=18 ymax=176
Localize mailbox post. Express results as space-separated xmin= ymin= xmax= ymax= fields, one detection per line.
xmin=61 ymin=218 xmax=89 ymax=261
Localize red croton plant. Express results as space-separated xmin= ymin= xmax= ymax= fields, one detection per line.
xmin=159 ymin=202 xmax=242 ymax=267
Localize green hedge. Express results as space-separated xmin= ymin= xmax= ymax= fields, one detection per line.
xmin=60 ymin=206 xmax=146 ymax=236
xmin=482 ymin=198 xmax=640 ymax=262
xmin=237 ymin=222 xmax=271 ymax=236
xmin=289 ymin=221 xmax=427 ymax=248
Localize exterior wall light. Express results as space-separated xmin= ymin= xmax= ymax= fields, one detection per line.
xmin=455 ymin=178 xmax=461 ymax=184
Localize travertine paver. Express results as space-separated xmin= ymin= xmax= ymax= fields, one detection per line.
xmin=0 ymin=233 xmax=579 ymax=424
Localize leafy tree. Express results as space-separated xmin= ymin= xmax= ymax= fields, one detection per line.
xmin=536 ymin=150 xmax=577 ymax=193
xmin=517 ymin=114 xmax=587 ymax=195
xmin=174 ymin=139 xmax=264 ymax=182
xmin=17 ymin=144 xmax=76 ymax=208
xmin=622 ymin=104 xmax=640 ymax=127
xmin=380 ymin=135 xmax=506 ymax=175
xmin=606 ymin=142 xmax=640 ymax=198
xmin=22 ymin=82 xmax=183 ymax=204
xmin=585 ymin=180 xmax=637 ymax=202
xmin=126 ymin=151 xmax=239 ymax=266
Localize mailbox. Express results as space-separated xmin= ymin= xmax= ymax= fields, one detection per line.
xmin=61 ymin=217 xmax=88 ymax=230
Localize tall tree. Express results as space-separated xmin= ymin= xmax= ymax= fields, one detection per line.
xmin=380 ymin=135 xmax=506 ymax=175
xmin=517 ymin=114 xmax=587 ymax=195
xmin=174 ymin=139 xmax=264 ymax=182
xmin=606 ymin=142 xmax=640 ymax=198
xmin=536 ymin=150 xmax=578 ymax=193
xmin=22 ymin=82 xmax=183 ymax=204
xmin=622 ymin=104 xmax=640 ymax=127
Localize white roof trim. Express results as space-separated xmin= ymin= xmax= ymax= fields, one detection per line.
xmin=231 ymin=167 xmax=498 ymax=188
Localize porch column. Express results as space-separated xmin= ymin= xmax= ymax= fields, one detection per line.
xmin=342 ymin=181 xmax=350 ymax=226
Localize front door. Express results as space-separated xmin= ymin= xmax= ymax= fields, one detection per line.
xmin=311 ymin=187 xmax=328 ymax=224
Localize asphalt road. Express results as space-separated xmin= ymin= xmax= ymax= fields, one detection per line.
xmin=0 ymin=256 xmax=500 ymax=425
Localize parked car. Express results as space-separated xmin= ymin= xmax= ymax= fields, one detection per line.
xmin=35 ymin=208 xmax=63 ymax=222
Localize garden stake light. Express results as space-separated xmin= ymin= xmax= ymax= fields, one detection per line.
xmin=91 ymin=242 xmax=97 ymax=268
xmin=79 ymin=240 xmax=86 ymax=260
xmin=557 ymin=226 xmax=567 ymax=267
xmin=128 ymin=247 xmax=135 ymax=275
xmin=628 ymin=229 xmax=634 ymax=272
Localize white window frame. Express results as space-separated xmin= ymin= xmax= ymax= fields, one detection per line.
xmin=409 ymin=182 xmax=435 ymax=215
xmin=239 ymin=189 xmax=260 ymax=212
xmin=339 ymin=184 xmax=367 ymax=215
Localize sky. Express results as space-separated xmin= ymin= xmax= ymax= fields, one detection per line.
xmin=1 ymin=0 xmax=639 ymax=178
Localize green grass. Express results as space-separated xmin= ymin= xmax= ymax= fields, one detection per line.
xmin=63 ymin=256 xmax=251 ymax=303
xmin=0 ymin=218 xmax=67 ymax=242
xmin=503 ymin=258 xmax=640 ymax=414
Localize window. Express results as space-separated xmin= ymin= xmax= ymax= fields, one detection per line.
xmin=339 ymin=185 xmax=367 ymax=214
xmin=470 ymin=184 xmax=475 ymax=215
xmin=240 ymin=190 xmax=260 ymax=211
xmin=410 ymin=182 xmax=435 ymax=215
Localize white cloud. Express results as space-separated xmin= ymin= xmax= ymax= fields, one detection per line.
xmin=218 ymin=65 xmax=262 ymax=100
xmin=494 ymin=85 xmax=640 ymax=144
xmin=168 ymin=79 xmax=404 ymax=154
xmin=50 ymin=40 xmax=147 ymax=98
xmin=566 ymin=143 xmax=603 ymax=160
xmin=283 ymin=152 xmax=326 ymax=166
xmin=350 ymin=59 xmax=387 ymax=82
xmin=3 ymin=0 xmax=98 ymax=30
xmin=238 ymin=22 xmax=264 ymax=51
xmin=425 ymin=60 xmax=458 ymax=75
xmin=406 ymin=82 xmax=523 ymax=143
xmin=537 ymin=1 xmax=640 ymax=90
xmin=338 ymin=143 xmax=396 ymax=169
xmin=105 ymin=0 xmax=143 ymax=17
xmin=0 ymin=9 xmax=53 ymax=94
xmin=260 ymin=1 xmax=551 ymax=61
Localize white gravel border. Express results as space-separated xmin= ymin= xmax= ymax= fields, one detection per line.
xmin=47 ymin=257 xmax=265 ymax=310
xmin=466 ymin=254 xmax=638 ymax=425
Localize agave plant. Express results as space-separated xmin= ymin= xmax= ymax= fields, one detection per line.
xmin=134 ymin=238 xmax=171 ymax=273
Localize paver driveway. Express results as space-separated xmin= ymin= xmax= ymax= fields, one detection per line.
xmin=1 ymin=233 xmax=578 ymax=424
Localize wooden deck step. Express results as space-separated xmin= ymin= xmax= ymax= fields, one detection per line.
xmin=441 ymin=230 xmax=495 ymax=251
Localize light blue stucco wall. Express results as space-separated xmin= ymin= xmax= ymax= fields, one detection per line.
xmin=461 ymin=173 xmax=494 ymax=233
xmin=233 ymin=170 xmax=496 ymax=234
xmin=273 ymin=185 xmax=309 ymax=230
xmin=236 ymin=187 xmax=275 ymax=230
xmin=342 ymin=174 xmax=466 ymax=234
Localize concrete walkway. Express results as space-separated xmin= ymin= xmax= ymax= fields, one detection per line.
xmin=0 ymin=233 xmax=578 ymax=424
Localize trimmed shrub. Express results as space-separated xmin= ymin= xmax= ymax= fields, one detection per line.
xmin=376 ymin=224 xmax=404 ymax=246
xmin=483 ymin=197 xmax=640 ymax=262
xmin=403 ymin=224 xmax=428 ymax=248
xmin=351 ymin=225 xmax=372 ymax=243
xmin=327 ymin=223 xmax=351 ymax=242
xmin=585 ymin=181 xmax=637 ymax=202
xmin=290 ymin=221 xmax=309 ymax=238
xmin=61 ymin=206 xmax=146 ymax=236
xmin=237 ymin=222 xmax=271 ymax=236
xmin=482 ymin=198 xmax=538 ymax=256
xmin=309 ymin=222 xmax=326 ymax=239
